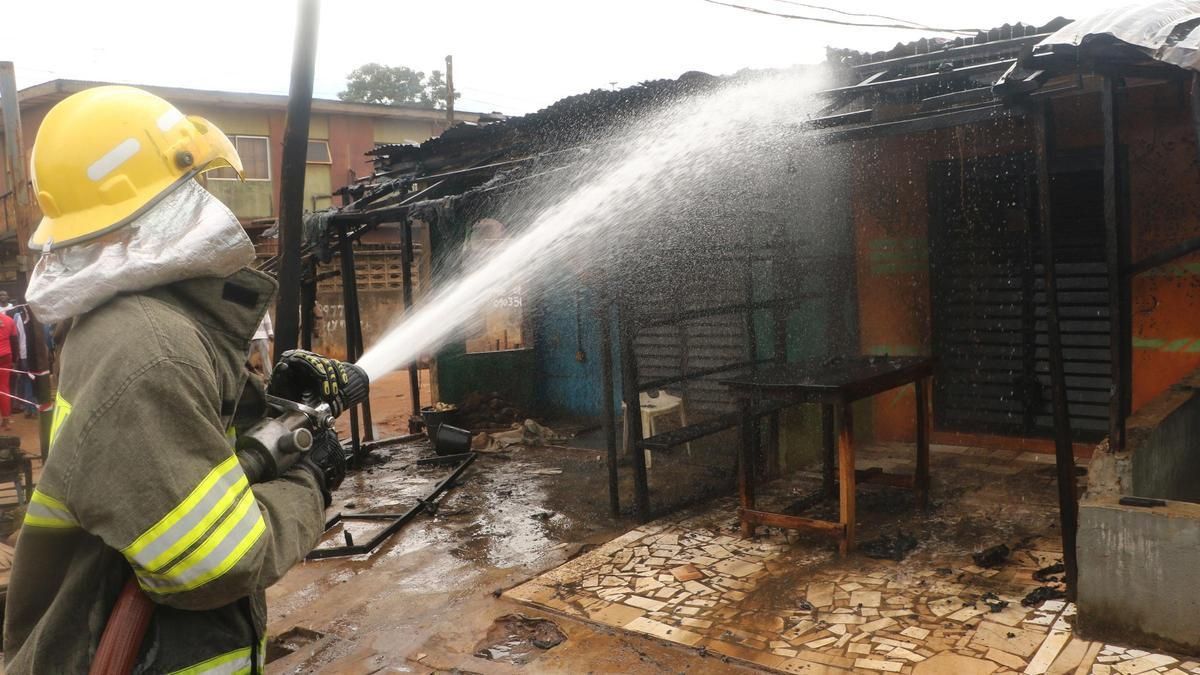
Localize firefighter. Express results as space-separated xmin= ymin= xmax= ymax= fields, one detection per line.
xmin=3 ymin=86 xmax=347 ymax=674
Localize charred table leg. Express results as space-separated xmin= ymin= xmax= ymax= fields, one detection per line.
xmin=838 ymin=402 xmax=856 ymax=555
xmin=915 ymin=377 xmax=931 ymax=510
xmin=738 ymin=396 xmax=757 ymax=538
xmin=822 ymin=404 xmax=835 ymax=498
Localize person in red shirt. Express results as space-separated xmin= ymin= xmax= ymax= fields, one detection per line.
xmin=0 ymin=310 xmax=15 ymax=429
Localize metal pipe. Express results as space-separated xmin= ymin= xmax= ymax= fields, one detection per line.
xmin=617 ymin=301 xmax=650 ymax=521
xmin=273 ymin=0 xmax=320 ymax=355
xmin=338 ymin=225 xmax=363 ymax=462
xmin=598 ymin=298 xmax=619 ymax=517
xmin=1035 ymin=102 xmax=1079 ymax=601
xmin=1102 ymin=76 xmax=1127 ymax=451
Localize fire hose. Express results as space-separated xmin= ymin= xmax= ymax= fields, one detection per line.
xmin=88 ymin=362 xmax=369 ymax=675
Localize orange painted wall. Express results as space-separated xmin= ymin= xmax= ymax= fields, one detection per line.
xmin=1123 ymin=84 xmax=1200 ymax=410
xmin=853 ymin=82 xmax=1200 ymax=442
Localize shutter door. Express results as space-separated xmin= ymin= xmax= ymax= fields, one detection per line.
xmin=929 ymin=155 xmax=1109 ymax=441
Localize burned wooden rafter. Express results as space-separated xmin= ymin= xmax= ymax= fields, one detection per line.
xmin=812 ymin=102 xmax=1019 ymax=144
xmin=850 ymin=32 xmax=1053 ymax=76
xmin=818 ymin=58 xmax=1018 ymax=99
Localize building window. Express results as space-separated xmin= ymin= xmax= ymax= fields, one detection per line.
xmin=306 ymin=139 xmax=332 ymax=164
xmin=208 ymin=135 xmax=271 ymax=180
xmin=465 ymin=218 xmax=530 ymax=353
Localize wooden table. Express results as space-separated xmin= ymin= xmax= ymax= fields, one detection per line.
xmin=722 ymin=356 xmax=934 ymax=555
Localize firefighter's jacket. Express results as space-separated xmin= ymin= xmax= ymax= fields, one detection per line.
xmin=3 ymin=268 xmax=326 ymax=674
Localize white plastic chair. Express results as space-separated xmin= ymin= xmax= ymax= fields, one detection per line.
xmin=622 ymin=390 xmax=690 ymax=468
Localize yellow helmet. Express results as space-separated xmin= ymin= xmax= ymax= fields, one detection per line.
xmin=28 ymin=85 xmax=244 ymax=250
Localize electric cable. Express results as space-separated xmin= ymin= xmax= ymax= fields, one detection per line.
xmin=702 ymin=0 xmax=981 ymax=34
xmin=768 ymin=0 xmax=928 ymax=28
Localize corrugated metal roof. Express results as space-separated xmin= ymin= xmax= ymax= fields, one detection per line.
xmin=1036 ymin=0 xmax=1200 ymax=71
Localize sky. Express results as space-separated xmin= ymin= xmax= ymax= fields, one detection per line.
xmin=3 ymin=0 xmax=1132 ymax=116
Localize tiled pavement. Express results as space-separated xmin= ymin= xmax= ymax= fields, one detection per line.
xmin=505 ymin=445 xmax=1196 ymax=674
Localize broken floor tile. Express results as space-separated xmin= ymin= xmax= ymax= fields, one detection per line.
xmin=855 ymin=658 xmax=904 ymax=672
xmin=900 ymin=626 xmax=931 ymax=640
xmin=623 ymin=595 xmax=667 ymax=612
xmin=983 ymin=647 xmax=1025 ymax=670
xmin=927 ymin=596 xmax=964 ymax=617
xmin=623 ymin=616 xmax=703 ymax=646
xmin=712 ymin=558 xmax=763 ymax=578
xmin=804 ymin=636 xmax=838 ymax=649
xmin=851 ymin=590 xmax=883 ymax=608
xmin=806 ymin=582 xmax=835 ymax=607
xmin=859 ymin=618 xmax=898 ymax=633
xmin=1114 ymin=654 xmax=1178 ymax=674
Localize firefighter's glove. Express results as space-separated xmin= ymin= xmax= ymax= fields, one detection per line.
xmin=269 ymin=349 xmax=352 ymax=416
xmin=297 ymin=429 xmax=346 ymax=507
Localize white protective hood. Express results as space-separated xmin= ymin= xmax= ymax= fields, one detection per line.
xmin=26 ymin=180 xmax=256 ymax=324
xmin=1037 ymin=0 xmax=1200 ymax=71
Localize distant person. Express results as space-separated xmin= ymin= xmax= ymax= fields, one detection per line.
xmin=1 ymin=297 xmax=33 ymax=417
xmin=0 ymin=309 xmax=16 ymax=430
xmin=252 ymin=312 xmax=274 ymax=376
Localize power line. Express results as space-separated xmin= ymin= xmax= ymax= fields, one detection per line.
xmin=702 ymin=0 xmax=980 ymax=35
xmin=768 ymin=0 xmax=925 ymax=28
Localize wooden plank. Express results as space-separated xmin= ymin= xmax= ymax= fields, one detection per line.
xmin=739 ymin=508 xmax=845 ymax=535
xmin=1102 ymin=76 xmax=1126 ymax=452
xmin=838 ymin=402 xmax=856 ymax=555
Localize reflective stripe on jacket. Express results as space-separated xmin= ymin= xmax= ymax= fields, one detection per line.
xmin=3 ymin=269 xmax=325 ymax=674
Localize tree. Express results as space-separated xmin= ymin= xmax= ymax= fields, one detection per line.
xmin=339 ymin=63 xmax=462 ymax=109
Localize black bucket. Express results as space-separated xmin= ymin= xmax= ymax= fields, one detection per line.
xmin=420 ymin=406 xmax=459 ymax=436
xmin=433 ymin=424 xmax=472 ymax=456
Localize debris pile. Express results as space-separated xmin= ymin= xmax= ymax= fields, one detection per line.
xmin=459 ymin=391 xmax=528 ymax=428
xmin=472 ymin=419 xmax=568 ymax=452
xmin=860 ymin=532 xmax=918 ymax=561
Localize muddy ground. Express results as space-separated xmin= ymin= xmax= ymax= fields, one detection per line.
xmin=265 ymin=435 xmax=759 ymax=674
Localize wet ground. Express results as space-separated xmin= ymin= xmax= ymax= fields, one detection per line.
xmin=264 ymin=436 xmax=754 ymax=673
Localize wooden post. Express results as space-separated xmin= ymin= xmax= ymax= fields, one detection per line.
xmin=617 ymin=301 xmax=650 ymax=521
xmin=914 ymin=378 xmax=931 ymax=509
xmin=599 ymin=298 xmax=620 ymax=517
xmin=1036 ymin=102 xmax=1079 ymax=600
xmin=821 ymin=404 xmax=836 ymax=497
xmin=338 ymin=227 xmax=363 ymax=461
xmin=837 ymin=401 xmax=856 ymax=555
xmin=400 ymin=219 xmax=421 ymax=415
xmin=273 ymin=0 xmax=320 ymax=356
xmin=1102 ymin=76 xmax=1128 ymax=452
xmin=737 ymin=396 xmax=757 ymax=538
xmin=0 ymin=62 xmax=53 ymax=458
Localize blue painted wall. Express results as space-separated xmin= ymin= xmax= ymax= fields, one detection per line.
xmin=532 ymin=283 xmax=615 ymax=420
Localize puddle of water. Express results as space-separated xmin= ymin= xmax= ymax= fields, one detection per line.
xmin=266 ymin=626 xmax=326 ymax=664
xmin=473 ymin=613 xmax=567 ymax=665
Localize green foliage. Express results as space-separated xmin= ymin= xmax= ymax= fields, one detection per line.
xmin=338 ymin=63 xmax=463 ymax=109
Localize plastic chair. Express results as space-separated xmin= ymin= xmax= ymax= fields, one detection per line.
xmin=622 ymin=390 xmax=690 ymax=468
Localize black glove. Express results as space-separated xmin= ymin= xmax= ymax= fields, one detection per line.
xmin=297 ymin=429 xmax=346 ymax=507
xmin=268 ymin=350 xmax=353 ymax=416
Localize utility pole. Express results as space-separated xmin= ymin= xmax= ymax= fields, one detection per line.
xmin=0 ymin=62 xmax=53 ymax=458
xmin=445 ymin=55 xmax=455 ymax=125
xmin=273 ymin=0 xmax=320 ymax=356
